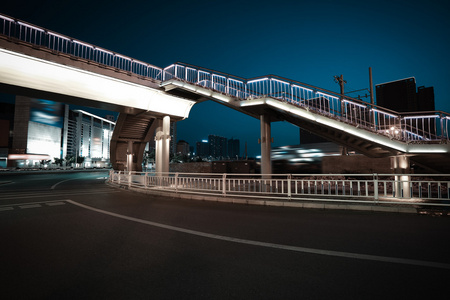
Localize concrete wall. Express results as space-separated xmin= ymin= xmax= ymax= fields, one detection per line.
xmin=169 ymin=161 xmax=258 ymax=174
xmin=322 ymin=155 xmax=392 ymax=174
xmin=170 ymin=162 xmax=212 ymax=173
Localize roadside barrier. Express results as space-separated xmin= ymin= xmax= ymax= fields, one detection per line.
xmin=109 ymin=171 xmax=450 ymax=208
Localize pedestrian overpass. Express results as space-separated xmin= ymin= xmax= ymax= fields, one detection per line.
xmin=1 ymin=13 xmax=450 ymax=174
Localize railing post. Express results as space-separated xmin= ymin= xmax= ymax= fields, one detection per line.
xmin=222 ymin=173 xmax=227 ymax=196
xmin=118 ymin=171 xmax=121 ymax=185
xmin=287 ymin=174 xmax=292 ymax=200
xmin=269 ymin=78 xmax=272 ymax=96
xmin=128 ymin=171 xmax=131 ymax=188
xmin=175 ymin=172 xmax=179 ymax=193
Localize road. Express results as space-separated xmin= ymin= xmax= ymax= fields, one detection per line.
xmin=1 ymin=171 xmax=449 ymax=299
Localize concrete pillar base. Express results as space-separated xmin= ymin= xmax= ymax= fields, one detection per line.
xmin=155 ymin=116 xmax=171 ymax=174
xmin=391 ymin=155 xmax=411 ymax=198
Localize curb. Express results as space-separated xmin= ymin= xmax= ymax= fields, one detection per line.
xmin=107 ymin=182 xmax=418 ymax=214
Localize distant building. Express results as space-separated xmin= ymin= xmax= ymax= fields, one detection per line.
xmin=416 ymin=86 xmax=435 ymax=111
xmin=375 ymin=77 xmax=435 ymax=112
xmin=194 ymin=135 xmax=240 ymax=160
xmin=1 ymin=96 xmax=115 ymax=168
xmin=209 ymin=134 xmax=227 ymax=159
xmin=196 ymin=140 xmax=209 ymax=157
xmin=227 ymin=138 xmax=240 ymax=159
xmin=176 ymin=140 xmax=190 ymax=155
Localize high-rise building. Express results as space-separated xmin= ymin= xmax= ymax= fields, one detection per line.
xmin=417 ymin=86 xmax=435 ymax=111
xmin=3 ymin=96 xmax=115 ymax=168
xmin=66 ymin=110 xmax=115 ymax=165
xmin=209 ymin=135 xmax=227 ymax=159
xmin=375 ymin=77 xmax=435 ymax=112
xmin=196 ymin=140 xmax=209 ymax=157
xmin=227 ymin=138 xmax=240 ymax=159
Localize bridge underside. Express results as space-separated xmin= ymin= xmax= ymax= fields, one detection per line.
xmin=110 ymin=113 xmax=156 ymax=171
xmin=0 ymin=39 xmax=195 ymax=172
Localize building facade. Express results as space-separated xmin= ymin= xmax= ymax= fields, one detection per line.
xmin=66 ymin=109 xmax=115 ymax=167
xmin=209 ymin=134 xmax=227 ymax=159
xmin=1 ymin=96 xmax=115 ymax=168
xmin=176 ymin=140 xmax=190 ymax=155
xmin=227 ymin=138 xmax=240 ymax=159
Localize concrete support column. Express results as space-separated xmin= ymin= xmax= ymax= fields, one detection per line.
xmin=155 ymin=116 xmax=171 ymax=174
xmin=260 ymin=114 xmax=272 ymax=176
xmin=126 ymin=140 xmax=134 ymax=172
xmin=391 ymin=155 xmax=411 ymax=198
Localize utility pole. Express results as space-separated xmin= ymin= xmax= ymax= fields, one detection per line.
xmin=334 ymin=74 xmax=347 ymax=98
xmin=334 ymin=74 xmax=348 ymax=155
xmin=369 ymin=67 xmax=376 ymax=130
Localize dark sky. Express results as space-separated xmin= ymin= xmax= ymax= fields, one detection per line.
xmin=2 ymin=0 xmax=450 ymax=156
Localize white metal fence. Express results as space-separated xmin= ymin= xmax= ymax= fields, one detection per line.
xmin=109 ymin=171 xmax=450 ymax=208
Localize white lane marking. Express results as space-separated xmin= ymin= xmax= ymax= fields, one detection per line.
xmin=51 ymin=178 xmax=78 ymax=190
xmin=46 ymin=202 xmax=66 ymax=206
xmin=19 ymin=204 xmax=42 ymax=209
xmin=67 ymin=200 xmax=450 ymax=270
xmin=51 ymin=175 xmax=107 ymax=190
xmin=0 ymin=199 xmax=71 ymax=208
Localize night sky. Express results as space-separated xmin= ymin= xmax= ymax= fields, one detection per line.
xmin=2 ymin=0 xmax=450 ymax=157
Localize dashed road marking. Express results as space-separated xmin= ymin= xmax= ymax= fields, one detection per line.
xmin=0 ymin=200 xmax=68 ymax=212
xmin=19 ymin=204 xmax=42 ymax=209
xmin=46 ymin=201 xmax=66 ymax=206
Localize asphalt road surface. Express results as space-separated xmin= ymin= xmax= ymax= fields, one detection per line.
xmin=1 ymin=171 xmax=449 ymax=299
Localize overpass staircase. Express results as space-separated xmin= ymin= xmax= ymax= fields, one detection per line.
xmin=111 ymin=113 xmax=157 ymax=171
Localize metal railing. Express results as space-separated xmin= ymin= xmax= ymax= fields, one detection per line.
xmin=1 ymin=13 xmax=450 ymax=145
xmin=163 ymin=62 xmax=450 ymax=143
xmin=109 ymin=171 xmax=450 ymax=207
xmin=0 ymin=14 xmax=163 ymax=80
